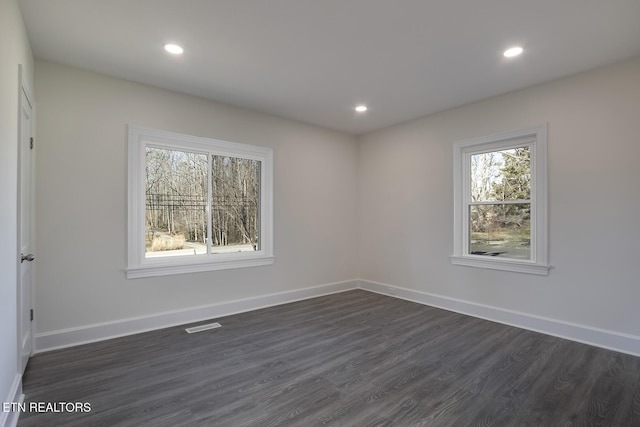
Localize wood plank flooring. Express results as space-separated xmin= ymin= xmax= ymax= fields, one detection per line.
xmin=18 ymin=290 xmax=640 ymax=426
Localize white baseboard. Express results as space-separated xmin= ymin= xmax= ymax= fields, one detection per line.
xmin=34 ymin=278 xmax=640 ymax=357
xmin=0 ymin=374 xmax=23 ymax=427
xmin=35 ymin=280 xmax=358 ymax=353
xmin=358 ymin=279 xmax=640 ymax=357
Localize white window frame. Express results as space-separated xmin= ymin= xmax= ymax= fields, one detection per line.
xmin=127 ymin=126 xmax=274 ymax=279
xmin=451 ymin=125 xmax=549 ymax=275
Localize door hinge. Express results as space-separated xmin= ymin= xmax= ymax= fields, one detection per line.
xmin=30 ymin=137 xmax=34 ymax=150
xmin=30 ymin=309 xmax=34 ymax=322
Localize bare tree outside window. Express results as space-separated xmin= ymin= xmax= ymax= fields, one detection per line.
xmin=469 ymin=146 xmax=531 ymax=259
xmin=211 ymin=155 xmax=260 ymax=253
xmin=144 ymin=148 xmax=260 ymax=258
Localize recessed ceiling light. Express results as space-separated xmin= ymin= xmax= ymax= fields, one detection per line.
xmin=164 ymin=43 xmax=184 ymax=55
xmin=503 ymin=46 xmax=523 ymax=58
xmin=355 ymin=105 xmax=368 ymax=113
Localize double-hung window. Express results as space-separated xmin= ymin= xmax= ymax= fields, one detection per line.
xmin=451 ymin=125 xmax=549 ymax=275
xmin=127 ymin=126 xmax=273 ymax=278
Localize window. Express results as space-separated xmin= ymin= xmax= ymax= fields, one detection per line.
xmin=451 ymin=125 xmax=549 ymax=275
xmin=127 ymin=126 xmax=273 ymax=278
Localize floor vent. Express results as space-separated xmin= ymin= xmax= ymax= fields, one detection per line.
xmin=185 ymin=322 xmax=222 ymax=334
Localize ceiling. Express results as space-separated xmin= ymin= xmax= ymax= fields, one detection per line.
xmin=19 ymin=0 xmax=640 ymax=135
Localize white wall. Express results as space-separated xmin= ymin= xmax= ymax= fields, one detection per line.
xmin=34 ymin=61 xmax=358 ymax=338
xmin=31 ymin=50 xmax=640 ymax=354
xmin=0 ymin=0 xmax=34 ymax=423
xmin=358 ymin=57 xmax=640 ymax=349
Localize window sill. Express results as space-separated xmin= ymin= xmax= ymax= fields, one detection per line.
xmin=450 ymin=255 xmax=550 ymax=275
xmin=126 ymin=255 xmax=275 ymax=279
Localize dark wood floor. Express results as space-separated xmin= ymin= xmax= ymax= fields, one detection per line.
xmin=19 ymin=290 xmax=640 ymax=426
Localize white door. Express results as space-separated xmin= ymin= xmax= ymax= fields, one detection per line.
xmin=18 ymin=84 xmax=35 ymax=373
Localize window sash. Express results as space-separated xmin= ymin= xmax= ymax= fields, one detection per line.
xmin=468 ymin=202 xmax=532 ymax=260
xmin=462 ymin=142 xmax=536 ymax=262
xmin=469 ymin=200 xmax=530 ymax=205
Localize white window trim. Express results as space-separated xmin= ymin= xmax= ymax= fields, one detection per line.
xmin=451 ymin=125 xmax=549 ymax=275
xmin=127 ymin=126 xmax=274 ymax=279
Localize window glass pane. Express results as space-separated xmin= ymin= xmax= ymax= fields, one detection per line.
xmin=211 ymin=156 xmax=260 ymax=254
xmin=471 ymin=147 xmax=530 ymax=202
xmin=469 ymin=203 xmax=531 ymax=260
xmin=145 ymin=147 xmax=207 ymax=258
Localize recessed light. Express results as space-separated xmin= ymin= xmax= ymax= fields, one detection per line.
xmin=503 ymin=46 xmax=523 ymax=58
xmin=164 ymin=43 xmax=184 ymax=55
xmin=355 ymin=105 xmax=368 ymax=113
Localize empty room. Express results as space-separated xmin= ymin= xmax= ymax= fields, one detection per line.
xmin=2 ymin=0 xmax=640 ymax=426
